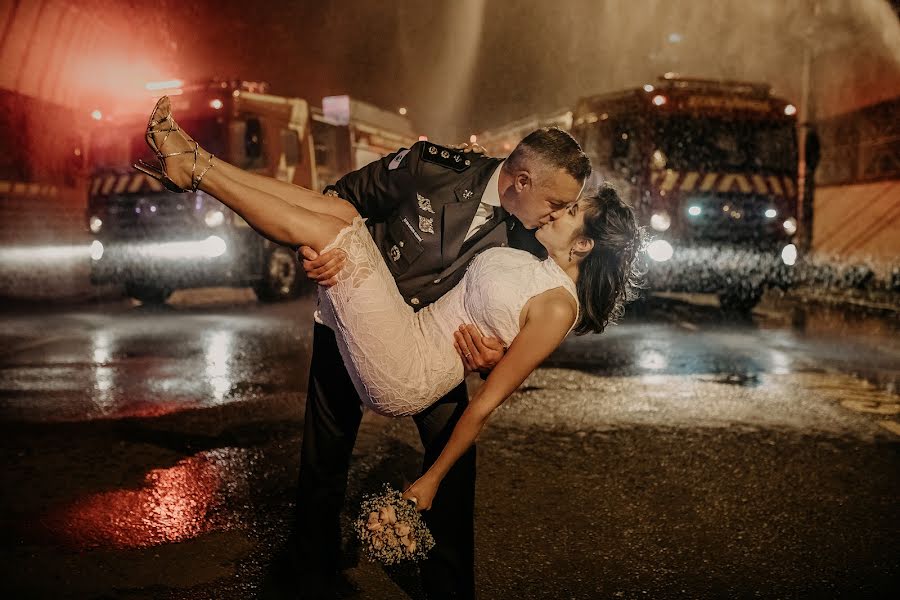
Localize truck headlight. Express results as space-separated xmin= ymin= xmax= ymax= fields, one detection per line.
xmin=783 ymin=217 xmax=797 ymax=235
xmin=650 ymin=211 xmax=671 ymax=232
xmin=765 ymin=208 xmax=777 ymax=219
xmin=647 ymin=239 xmax=674 ymax=262
xmin=781 ymin=243 xmax=797 ymax=266
xmin=204 ymin=209 xmax=225 ymax=227
xmin=89 ymin=216 xmax=103 ymax=233
xmin=90 ymin=240 xmax=104 ymax=261
xmin=202 ymin=236 xmax=227 ymax=258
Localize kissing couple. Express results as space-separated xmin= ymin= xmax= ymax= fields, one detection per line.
xmin=135 ymin=95 xmax=642 ymax=599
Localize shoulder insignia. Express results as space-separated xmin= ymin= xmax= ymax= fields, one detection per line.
xmin=420 ymin=143 xmax=471 ymax=172
xmin=388 ymin=148 xmax=411 ymax=171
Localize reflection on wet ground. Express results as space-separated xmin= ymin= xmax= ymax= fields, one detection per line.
xmin=0 ymin=290 xmax=897 ymax=598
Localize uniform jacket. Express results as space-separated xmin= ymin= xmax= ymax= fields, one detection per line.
xmin=326 ymin=141 xmax=545 ymax=309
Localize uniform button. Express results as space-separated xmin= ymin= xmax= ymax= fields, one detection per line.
xmin=433 ymin=278 xmax=441 ymax=284
xmin=410 ymin=297 xmax=420 ymax=305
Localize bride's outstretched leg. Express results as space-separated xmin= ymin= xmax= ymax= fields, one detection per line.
xmin=143 ymin=96 xmax=357 ymax=251
xmin=212 ymin=159 xmax=358 ymax=223
xmin=197 ymin=164 xmax=351 ymax=252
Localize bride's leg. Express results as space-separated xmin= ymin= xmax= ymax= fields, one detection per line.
xmin=212 ymin=158 xmax=358 ymax=223
xmin=146 ymin=96 xmax=357 ymax=250
xmin=195 ymin=163 xmax=353 ymax=252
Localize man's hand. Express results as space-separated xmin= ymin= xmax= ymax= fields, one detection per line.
xmin=447 ymin=142 xmax=487 ymax=155
xmin=299 ymin=246 xmax=347 ymax=288
xmin=453 ymin=324 xmax=506 ymax=373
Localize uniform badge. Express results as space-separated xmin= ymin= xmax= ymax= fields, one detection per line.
xmin=388 ymin=148 xmax=410 ymax=171
xmin=389 ymin=245 xmax=401 ymax=262
xmin=417 ymin=193 xmax=434 ymax=214
xmin=428 ymin=146 xmax=438 ymax=155
xmin=418 ymin=215 xmax=435 ymax=234
xmin=462 ymin=190 xmax=473 ymax=200
xmin=440 ymin=150 xmax=450 ymax=158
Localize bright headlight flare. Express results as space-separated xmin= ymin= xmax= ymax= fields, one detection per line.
xmin=89 ymin=216 xmax=103 ymax=233
xmin=203 ymin=236 xmax=227 ymax=257
xmin=784 ymin=104 xmax=797 ymax=116
xmin=652 ymin=95 xmax=667 ymax=106
xmin=650 ymin=212 xmax=671 ymax=232
xmin=204 ymin=209 xmax=225 ymax=227
xmin=783 ymin=217 xmax=798 ymax=235
xmin=765 ymin=208 xmax=777 ymax=219
xmin=138 ymin=236 xmax=227 ymax=259
xmin=647 ymin=239 xmax=674 ymax=262
xmin=688 ymin=205 xmax=702 ymax=217
xmin=90 ymin=240 xmax=104 ymax=260
xmin=781 ymin=243 xmax=797 ymax=266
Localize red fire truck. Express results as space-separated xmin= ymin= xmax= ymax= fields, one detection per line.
xmin=85 ymin=80 xmax=416 ymax=304
xmin=571 ymin=75 xmax=800 ymax=310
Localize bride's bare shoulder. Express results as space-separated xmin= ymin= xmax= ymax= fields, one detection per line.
xmin=520 ymin=287 xmax=577 ymax=331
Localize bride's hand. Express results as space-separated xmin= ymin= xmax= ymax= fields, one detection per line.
xmin=299 ymin=246 xmax=347 ymax=288
xmin=454 ymin=324 xmax=506 ymax=374
xmin=402 ymin=475 xmax=439 ymax=512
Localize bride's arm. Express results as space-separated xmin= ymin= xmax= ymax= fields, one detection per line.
xmin=403 ymin=292 xmax=577 ymax=509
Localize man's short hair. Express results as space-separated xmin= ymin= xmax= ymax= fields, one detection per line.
xmin=506 ymin=127 xmax=591 ymax=183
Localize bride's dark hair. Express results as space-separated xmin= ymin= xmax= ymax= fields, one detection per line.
xmin=573 ymin=185 xmax=645 ymax=335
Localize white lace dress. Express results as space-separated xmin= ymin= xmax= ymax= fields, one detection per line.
xmin=317 ymin=217 xmax=579 ymax=417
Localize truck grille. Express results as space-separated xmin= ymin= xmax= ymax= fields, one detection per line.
xmin=680 ymin=194 xmax=785 ymax=244
xmin=97 ymin=194 xmax=205 ymax=238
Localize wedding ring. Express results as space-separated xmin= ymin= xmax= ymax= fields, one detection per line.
xmin=464 ymin=352 xmax=472 ymax=358
xmin=408 ymin=496 xmax=418 ymax=506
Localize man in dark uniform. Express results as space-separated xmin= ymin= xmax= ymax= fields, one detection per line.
xmin=295 ymin=128 xmax=591 ymax=599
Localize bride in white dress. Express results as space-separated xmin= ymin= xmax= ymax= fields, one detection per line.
xmin=135 ymin=96 xmax=642 ymax=509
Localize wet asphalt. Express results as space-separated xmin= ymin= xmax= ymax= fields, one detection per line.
xmin=0 ymin=289 xmax=898 ymax=599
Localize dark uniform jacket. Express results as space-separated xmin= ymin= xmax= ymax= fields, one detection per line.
xmin=325 ymin=141 xmax=545 ymax=310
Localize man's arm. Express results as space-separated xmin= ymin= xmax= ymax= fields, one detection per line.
xmin=299 ymin=143 xmax=423 ymax=285
xmin=327 ymin=142 xmax=422 ymax=221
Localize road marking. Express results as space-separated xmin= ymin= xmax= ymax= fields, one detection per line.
xmin=878 ymin=420 xmax=900 ymax=436
xmin=677 ymin=321 xmax=699 ymax=331
xmin=840 ymin=399 xmax=900 ymax=415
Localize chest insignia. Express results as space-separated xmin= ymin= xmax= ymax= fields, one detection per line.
xmin=389 ymin=245 xmax=401 ymax=262
xmin=418 ymin=215 xmax=435 ymax=234
xmin=417 ymin=193 xmax=435 ymax=214
xmin=462 ymin=189 xmax=473 ymax=200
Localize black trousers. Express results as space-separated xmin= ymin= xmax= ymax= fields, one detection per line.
xmin=295 ymin=323 xmax=476 ymax=599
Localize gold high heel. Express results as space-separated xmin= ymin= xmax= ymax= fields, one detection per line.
xmin=133 ymin=96 xmax=215 ymax=193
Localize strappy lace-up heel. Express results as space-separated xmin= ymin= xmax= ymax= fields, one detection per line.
xmin=133 ymin=96 xmax=215 ymax=193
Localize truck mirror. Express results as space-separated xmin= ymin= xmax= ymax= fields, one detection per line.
xmin=281 ymin=129 xmax=300 ymax=165
xmin=245 ymin=117 xmax=263 ymax=159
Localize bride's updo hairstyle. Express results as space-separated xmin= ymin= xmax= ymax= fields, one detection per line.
xmin=573 ymin=184 xmax=645 ymax=335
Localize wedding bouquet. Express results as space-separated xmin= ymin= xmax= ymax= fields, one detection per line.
xmin=355 ymin=485 xmax=435 ymax=565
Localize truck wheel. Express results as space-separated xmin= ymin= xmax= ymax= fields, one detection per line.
xmin=126 ymin=284 xmax=172 ymax=305
xmin=253 ymin=246 xmax=302 ymax=302
xmin=718 ymin=288 xmax=763 ymax=314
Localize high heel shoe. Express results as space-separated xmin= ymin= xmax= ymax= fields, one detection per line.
xmin=133 ymin=96 xmax=215 ymax=193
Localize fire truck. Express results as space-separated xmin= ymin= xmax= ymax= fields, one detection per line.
xmin=571 ymin=75 xmax=800 ymax=310
xmin=86 ymin=80 xmax=416 ymax=304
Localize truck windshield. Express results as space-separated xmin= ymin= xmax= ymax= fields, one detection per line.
xmin=89 ymin=115 xmax=225 ymax=171
xmin=657 ymin=116 xmax=796 ymax=174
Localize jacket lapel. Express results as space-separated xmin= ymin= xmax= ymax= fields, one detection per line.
xmin=440 ymin=158 xmax=502 ymax=267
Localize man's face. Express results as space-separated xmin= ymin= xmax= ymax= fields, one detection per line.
xmin=512 ymin=167 xmax=583 ymax=230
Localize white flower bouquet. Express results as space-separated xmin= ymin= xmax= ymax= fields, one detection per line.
xmin=355 ymin=485 xmax=435 ymax=565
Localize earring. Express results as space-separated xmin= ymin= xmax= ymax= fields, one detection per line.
xmin=568 ymin=247 xmax=575 ymax=262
